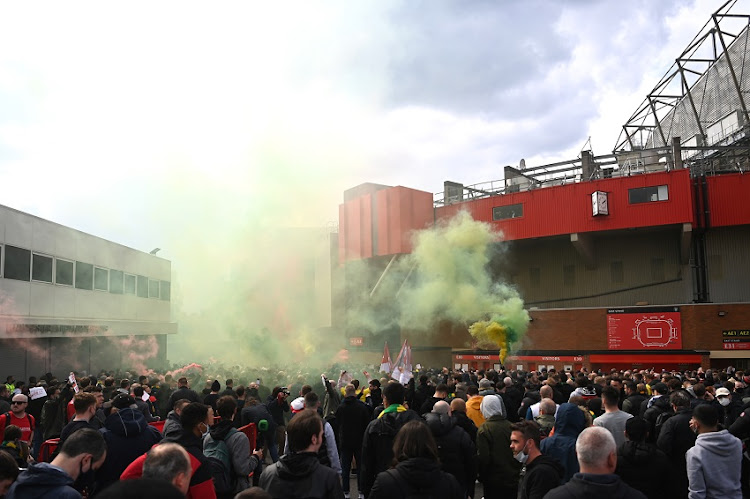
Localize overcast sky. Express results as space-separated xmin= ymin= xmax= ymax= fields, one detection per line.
xmin=0 ymin=0 xmax=727 ymax=259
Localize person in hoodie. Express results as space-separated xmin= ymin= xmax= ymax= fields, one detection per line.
xmin=334 ymin=384 xmax=372 ymax=499
xmin=6 ymin=428 xmax=106 ymax=499
xmin=95 ymin=394 xmax=162 ymax=493
xmin=423 ymin=401 xmax=476 ymax=498
xmin=545 ymin=426 xmax=646 ymax=499
xmin=162 ymin=398 xmax=190 ymax=441
xmin=539 ymin=402 xmax=587 ymax=484
xmin=360 ymin=381 xmax=422 ymax=498
xmin=510 ymin=420 xmax=563 ymax=499
xmin=259 ymin=408 xmax=343 ymax=499
xmin=368 ymin=420 xmax=462 ymax=499
xmin=686 ymin=403 xmax=742 ymax=499
xmin=476 ymin=392 xmax=521 ymax=499
xmin=616 ymin=417 xmax=672 ymax=499
xmin=449 ymin=398 xmax=477 ymax=443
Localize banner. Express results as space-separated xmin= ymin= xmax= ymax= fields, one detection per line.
xmin=607 ymin=307 xmax=681 ymax=350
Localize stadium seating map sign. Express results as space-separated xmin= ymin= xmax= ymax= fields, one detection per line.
xmin=607 ymin=306 xmax=682 ymax=350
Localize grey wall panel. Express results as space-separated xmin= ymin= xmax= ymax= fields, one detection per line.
xmin=705 ymin=226 xmax=750 ymax=302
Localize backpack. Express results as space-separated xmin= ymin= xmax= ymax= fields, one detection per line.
xmin=204 ymin=428 xmax=237 ymax=496
xmin=653 ymin=410 xmax=674 ymax=440
xmin=2 ymin=412 xmax=34 ymax=434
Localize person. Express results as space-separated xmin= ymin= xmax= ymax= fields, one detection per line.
xmin=509 ymin=420 xmax=563 ymax=499
xmin=685 ymin=403 xmax=742 ymax=499
xmin=423 ymin=401 xmax=476 ymax=498
xmin=0 ymin=451 xmax=19 ymax=497
xmin=142 ymin=442 xmax=192 ymax=496
xmin=285 ymin=392 xmax=341 ymax=473
xmin=221 ymin=379 xmax=236 ymax=399
xmin=539 ymin=402 xmax=586 ymax=484
xmin=476 ymin=391 xmax=521 ymax=499
xmin=241 ymin=395 xmax=278 ymax=462
xmin=93 ymin=478 xmax=185 ymax=499
xmin=0 ymin=394 xmax=35 ymax=444
xmin=465 ymin=385 xmax=485 ymax=428
xmin=714 ymin=386 xmax=743 ymax=428
xmin=655 ymin=390 xmax=695 ymax=499
xmin=525 ymin=385 xmax=557 ymax=420
xmin=204 ymin=395 xmax=262 ymax=497
xmin=203 ymin=380 xmax=222 ymax=411
xmin=449 ymin=397 xmax=477 ymax=443
xmin=259 ymin=409 xmax=344 ymax=499
xmin=594 ymin=386 xmax=633 ymax=449
xmin=0 ymin=387 xmax=10 ymax=416
xmin=622 ymin=381 xmax=646 ymax=417
xmin=40 ymin=386 xmax=66 ymax=440
xmin=534 ymin=398 xmax=556 ymax=438
xmin=234 ymin=487 xmax=272 ymax=499
xmin=616 ymin=417 xmax=672 ymax=499
xmin=544 ymin=426 xmax=646 ymax=499
xmin=167 ymin=378 xmax=199 ymax=413
xmin=266 ymin=387 xmax=290 ymax=461
xmin=96 ymin=394 xmax=163 ymax=492
xmin=639 ymin=382 xmax=670 ymax=443
xmin=419 ymin=383 xmax=449 ymax=415
xmin=163 ymin=399 xmax=190 ymax=440
xmin=367 ymin=420 xmax=462 ymax=499
xmin=366 ymin=379 xmax=382 ymax=409
xmin=334 ymin=384 xmax=371 ymax=499
xmin=59 ymin=393 xmax=98 ymax=446
xmin=133 ymin=386 xmax=159 ymax=423
xmin=360 ymin=381 xmax=422 ymax=497
xmin=0 ymin=425 xmax=30 ymax=468
xmin=6 ymin=428 xmax=106 ymax=499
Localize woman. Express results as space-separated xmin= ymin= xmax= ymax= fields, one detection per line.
xmin=368 ymin=420 xmax=462 ymax=499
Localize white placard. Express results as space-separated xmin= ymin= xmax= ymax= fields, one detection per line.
xmin=29 ymin=387 xmax=47 ymax=400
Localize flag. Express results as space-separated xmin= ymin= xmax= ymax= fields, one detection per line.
xmin=380 ymin=342 xmax=392 ymax=373
xmin=391 ymin=340 xmax=413 ymax=382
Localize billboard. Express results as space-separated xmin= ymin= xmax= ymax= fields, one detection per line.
xmin=607 ymin=306 xmax=682 ymax=350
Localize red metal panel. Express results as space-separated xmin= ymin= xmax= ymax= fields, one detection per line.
xmin=339 ymin=194 xmax=373 ymax=262
xmin=376 ymin=187 xmax=433 ymax=256
xmin=436 ymin=170 xmax=695 ymax=241
xmin=706 ymin=173 xmax=750 ymax=227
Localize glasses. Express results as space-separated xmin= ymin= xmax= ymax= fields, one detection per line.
xmin=11 ymin=401 xmax=26 ymax=405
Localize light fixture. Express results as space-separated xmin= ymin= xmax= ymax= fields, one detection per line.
xmin=718 ymin=311 xmax=727 ymax=317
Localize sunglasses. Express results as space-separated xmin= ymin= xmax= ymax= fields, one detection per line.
xmin=11 ymin=401 xmax=27 ymax=405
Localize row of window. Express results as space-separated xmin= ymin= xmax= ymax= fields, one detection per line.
xmin=0 ymin=244 xmax=170 ymax=301
xmin=521 ymin=259 xmax=667 ymax=288
xmin=491 ymin=185 xmax=669 ymax=221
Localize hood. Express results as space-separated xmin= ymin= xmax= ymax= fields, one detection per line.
xmin=341 ymin=396 xmax=360 ymax=405
xmin=618 ymin=441 xmax=660 ymax=464
xmin=166 ymin=410 xmax=180 ymax=422
xmin=528 ymin=454 xmax=564 ymax=478
xmin=424 ymin=412 xmax=453 ymax=437
xmin=570 ymin=472 xmax=634 ymax=498
xmin=209 ymin=419 xmax=235 ymax=441
xmin=696 ymin=429 xmax=739 ymax=457
xmin=480 ymin=394 xmax=506 ymax=419
xmin=104 ymin=407 xmax=147 ymax=437
xmin=277 ymin=452 xmax=319 ymax=480
xmin=374 ymin=409 xmax=421 ymax=437
xmin=393 ymin=457 xmax=443 ymax=485
xmin=11 ymin=463 xmax=73 ymax=498
xmin=553 ymin=403 xmax=586 ymax=437
xmin=466 ymin=396 xmax=482 ymax=411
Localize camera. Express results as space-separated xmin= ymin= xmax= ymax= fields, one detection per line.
xmin=280 ymin=387 xmax=291 ymax=396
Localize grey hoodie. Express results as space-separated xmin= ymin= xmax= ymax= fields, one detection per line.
xmin=685 ymin=429 xmax=742 ymax=499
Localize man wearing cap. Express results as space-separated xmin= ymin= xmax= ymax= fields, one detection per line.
xmin=714 ymin=385 xmax=743 ymax=428
xmin=686 ymin=403 xmax=742 ymax=499
xmin=96 ymin=393 xmax=163 ymax=492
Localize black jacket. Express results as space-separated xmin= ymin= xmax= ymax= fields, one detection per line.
xmin=259 ymin=451 xmax=344 ymax=499
xmin=361 ymin=408 xmax=422 ymax=497
xmin=655 ymin=406 xmax=695 ymax=498
xmin=518 ymin=454 xmax=564 ymax=499
xmin=622 ymin=394 xmax=647 ymax=417
xmin=640 ymin=396 xmax=671 ymax=443
xmin=334 ymin=396 xmax=371 ymax=449
xmin=424 ymin=412 xmax=476 ymax=498
xmin=368 ymin=457 xmax=463 ymax=499
xmin=545 ymin=472 xmax=648 ymax=499
xmin=616 ymin=441 xmax=673 ymax=499
xmin=164 ymin=429 xmax=216 ymax=492
xmin=166 ymin=387 xmax=199 ymax=412
xmin=419 ymin=396 xmax=446 ymax=416
xmin=452 ymin=410 xmax=478 ymax=443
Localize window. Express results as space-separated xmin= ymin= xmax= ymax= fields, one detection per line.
xmin=4 ymin=245 xmax=31 ymax=281
xmin=650 ymin=258 xmax=665 ymax=282
xmin=137 ymin=275 xmax=149 ymax=298
xmin=148 ymin=279 xmax=160 ymax=298
xmin=124 ymin=274 xmax=136 ymax=295
xmin=493 ymin=204 xmax=523 ymax=220
xmin=94 ymin=267 xmax=109 ymax=291
xmin=75 ymin=262 xmax=93 ymax=290
xmin=629 ymin=185 xmax=669 ymax=204
xmin=563 ymin=265 xmax=576 ymax=286
xmin=611 ymin=261 xmax=624 ymax=283
xmin=160 ymin=281 xmax=171 ymax=301
xmin=56 ymin=259 xmax=74 ymax=286
xmin=110 ymin=270 xmax=124 ymax=294
xmin=530 ymin=267 xmax=541 ymax=288
xmin=32 ymin=254 xmax=53 ymax=283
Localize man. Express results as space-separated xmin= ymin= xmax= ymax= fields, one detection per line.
xmin=133 ymin=386 xmax=160 ymax=423
xmin=714 ymin=386 xmax=743 ymax=428
xmin=0 ymin=386 xmax=10 ymax=415
xmin=266 ymin=387 xmax=290 ymax=461
xmin=0 ymin=394 xmax=35 ymax=443
xmin=466 ymin=385 xmax=485 ymax=428
xmin=163 ymin=399 xmax=190 ymax=440
xmin=656 ymin=390 xmax=695 ymax=499
xmin=622 ymin=381 xmax=646 ymax=417
xmin=259 ymin=409 xmax=344 ymax=499
xmin=476 ymin=392 xmax=521 ymax=499
xmin=525 ymin=385 xmax=557 ymax=420
xmin=167 ymin=378 xmax=199 ymax=413
xmin=450 ymin=397 xmax=477 ymax=443
xmin=142 ymin=442 xmax=192 ymax=496
xmin=616 ymin=417 xmax=672 ymax=499
xmin=241 ymin=396 xmax=278 ymax=462
xmin=6 ymin=428 xmax=106 ymax=499
xmin=285 ymin=392 xmax=341 ymax=475
xmin=686 ymin=403 xmax=742 ymax=499
xmin=59 ymin=393 xmax=98 ymax=445
xmin=360 ymin=381 xmax=421 ymax=498
xmin=534 ymin=399 xmax=556 ymax=438
xmin=334 ymin=384 xmax=371 ymax=499
xmin=221 ymin=379 xmax=237 ymax=398
xmin=510 ymin=420 xmax=563 ymax=499
xmin=539 ymin=403 xmax=586 ymax=484
xmin=419 ymin=383 xmax=449 ymax=415
xmin=424 ymin=401 xmax=476 ymax=499
xmin=594 ymin=386 xmax=633 ymax=449
xmin=545 ymin=426 xmax=646 ymax=499
xmin=639 ymin=382 xmax=671 ymax=443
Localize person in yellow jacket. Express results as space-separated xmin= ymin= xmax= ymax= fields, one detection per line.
xmin=466 ymin=385 xmax=485 ymax=428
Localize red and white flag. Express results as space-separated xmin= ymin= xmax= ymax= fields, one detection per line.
xmin=391 ymin=340 xmax=413 ymax=382
xmin=380 ymin=342 xmax=392 ymax=373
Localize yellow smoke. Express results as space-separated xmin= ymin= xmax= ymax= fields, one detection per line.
xmin=469 ymin=320 xmax=508 ymax=364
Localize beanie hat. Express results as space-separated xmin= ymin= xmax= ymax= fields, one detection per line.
xmin=211 ymin=380 xmax=221 ymax=392
xmin=110 ymin=394 xmax=136 ymax=410
xmin=290 ymin=396 xmax=305 ymax=413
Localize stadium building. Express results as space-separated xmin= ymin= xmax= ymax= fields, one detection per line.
xmin=337 ymin=2 xmax=750 ymax=372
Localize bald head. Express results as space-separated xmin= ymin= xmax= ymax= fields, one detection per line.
xmin=540 ymin=385 xmax=553 ymax=399
xmin=344 ymin=384 xmax=356 ymax=397
xmin=433 ymin=400 xmax=451 ymax=415
xmin=144 ymin=443 xmax=192 ymax=495
xmin=450 ymin=398 xmax=466 ymax=414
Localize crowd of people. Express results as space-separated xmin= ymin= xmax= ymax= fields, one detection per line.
xmin=0 ymin=364 xmax=749 ymax=499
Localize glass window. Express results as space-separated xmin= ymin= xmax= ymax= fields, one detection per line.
xmin=32 ymin=254 xmax=53 ymax=283
xmin=611 ymin=261 xmax=624 ymax=283
xmin=629 ymin=185 xmax=669 ymax=204
xmin=160 ymin=281 xmax=171 ymax=301
xmin=492 ymin=204 xmax=524 ymax=220
xmin=148 ymin=279 xmax=160 ymax=298
xmin=124 ymin=274 xmax=136 ymax=295
xmin=137 ymin=275 xmax=148 ymax=298
xmin=56 ymin=259 xmax=74 ymax=286
xmin=94 ymin=267 xmax=108 ymax=291
xmin=4 ymin=245 xmax=31 ymax=281
xmin=75 ymin=262 xmax=93 ymax=290
xmin=110 ymin=270 xmax=124 ymax=294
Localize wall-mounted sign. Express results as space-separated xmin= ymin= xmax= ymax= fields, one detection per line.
xmin=607 ymin=307 xmax=682 ymax=350
xmin=349 ymin=337 xmax=364 ymax=347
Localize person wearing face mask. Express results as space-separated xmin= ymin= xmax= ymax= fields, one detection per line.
xmin=510 ymin=420 xmax=563 ymax=499
xmin=714 ymin=386 xmax=743 ymax=428
xmin=6 ymin=428 xmax=106 ymax=498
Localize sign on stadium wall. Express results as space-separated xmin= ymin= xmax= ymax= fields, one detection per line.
xmin=722 ymin=329 xmax=750 ymax=350
xmin=606 ymin=306 xmax=682 ymax=350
